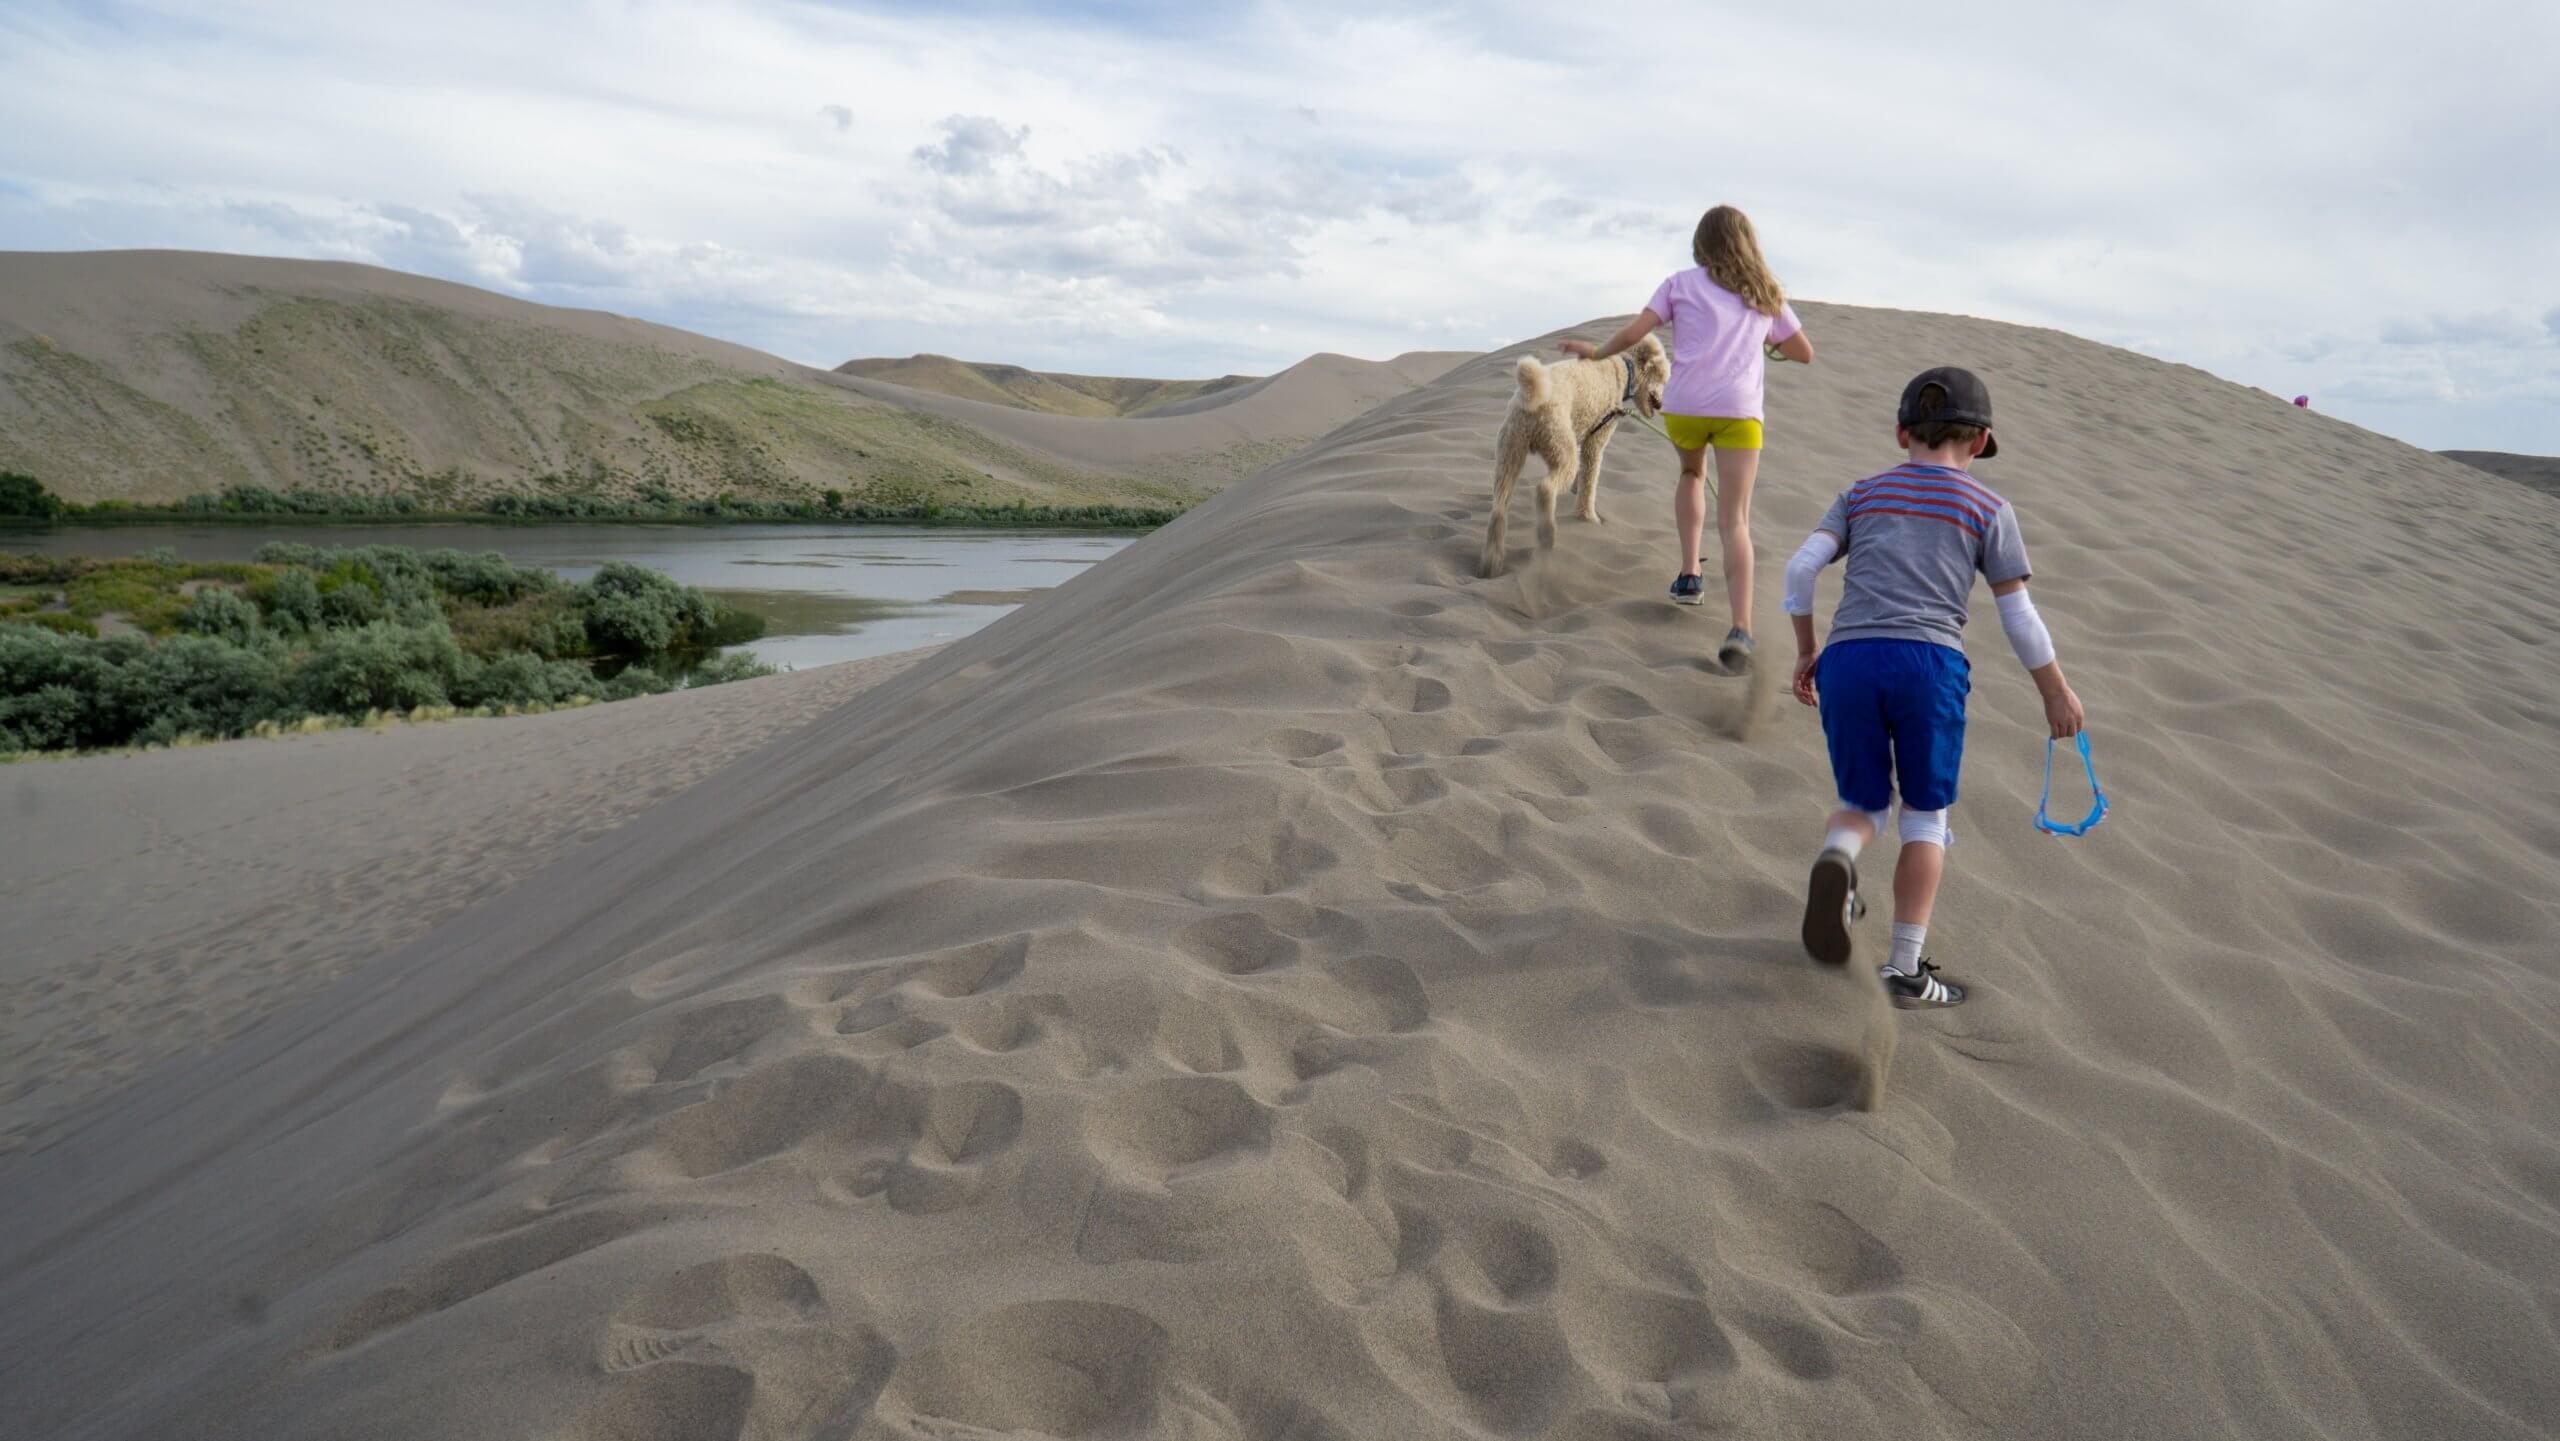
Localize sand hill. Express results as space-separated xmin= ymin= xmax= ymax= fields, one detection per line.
xmin=833 ymin=355 xmax=1262 ymax=418
xmin=4 ymin=304 xmax=2558 ymax=1439
xmin=0 ymin=252 xmax=1454 ymax=510
xmin=2443 ymin=450 xmax=2560 ymax=501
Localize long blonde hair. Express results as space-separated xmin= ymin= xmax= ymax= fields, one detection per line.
xmin=1692 ymin=205 xmax=1784 ymax=317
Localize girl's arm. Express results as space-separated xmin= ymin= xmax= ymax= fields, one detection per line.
xmin=1772 ymin=328 xmax=1815 ymax=364
xmin=1560 ymin=309 xmax=1661 ymax=361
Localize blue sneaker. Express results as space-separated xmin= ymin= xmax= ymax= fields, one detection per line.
xmin=1669 ymin=573 xmax=1705 ymax=605
xmin=1718 ymin=627 xmax=1754 ymax=672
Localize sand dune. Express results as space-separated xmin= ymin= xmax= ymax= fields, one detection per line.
xmin=4 ymin=304 xmax=2559 ymax=1439
xmin=832 ymin=355 xmax=1260 ymax=418
xmin=821 ymin=347 xmax=1470 ymax=477
xmin=0 ymin=650 xmax=931 ymax=1155
xmin=0 ymin=251 xmax=1454 ymax=508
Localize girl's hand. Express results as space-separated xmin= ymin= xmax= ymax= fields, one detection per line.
xmin=1558 ymin=340 xmax=1595 ymax=359
xmin=1792 ymin=650 xmax=1821 ymax=707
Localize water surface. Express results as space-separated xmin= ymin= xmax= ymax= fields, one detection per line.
xmin=0 ymin=523 xmax=1136 ymax=669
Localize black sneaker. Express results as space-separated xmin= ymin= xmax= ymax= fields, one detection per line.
xmin=1670 ymin=573 xmax=1705 ymax=605
xmin=1800 ymin=848 xmax=1864 ymax=966
xmin=1718 ymin=627 xmax=1754 ymax=671
xmin=1881 ymin=961 xmax=1966 ymax=1009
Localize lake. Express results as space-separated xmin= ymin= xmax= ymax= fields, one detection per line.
xmin=0 ymin=523 xmax=1137 ymax=670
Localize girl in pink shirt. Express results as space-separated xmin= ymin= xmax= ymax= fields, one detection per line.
xmin=1564 ymin=205 xmax=1814 ymax=670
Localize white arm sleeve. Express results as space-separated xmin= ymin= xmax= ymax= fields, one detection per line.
xmin=1996 ymin=587 xmax=2055 ymax=670
xmin=1782 ymin=531 xmax=1842 ymax=616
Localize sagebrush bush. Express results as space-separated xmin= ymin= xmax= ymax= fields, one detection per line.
xmin=180 ymin=587 xmax=262 ymax=645
xmin=291 ymin=622 xmax=471 ymax=714
xmin=3 ymin=544 xmax=772 ymax=753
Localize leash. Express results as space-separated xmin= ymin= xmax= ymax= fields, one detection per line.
xmin=2034 ymin=733 xmax=2110 ymax=837
xmin=1570 ymin=351 xmax=1718 ymax=501
xmin=1578 ymin=356 xmax=1640 ymax=445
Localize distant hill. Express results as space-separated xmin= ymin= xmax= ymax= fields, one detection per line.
xmin=0 ymin=251 xmax=1463 ymax=511
xmin=2441 ymin=450 xmax=2560 ymax=499
xmin=833 ymin=355 xmax=1260 ymax=418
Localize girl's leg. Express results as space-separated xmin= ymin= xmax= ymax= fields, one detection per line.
xmin=1712 ymin=446 xmax=1762 ymax=633
xmin=1673 ymin=445 xmax=1709 ymax=575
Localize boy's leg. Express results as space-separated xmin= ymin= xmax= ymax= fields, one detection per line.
xmin=1879 ymin=647 xmax=1968 ymax=1006
xmin=1803 ymin=644 xmax=1892 ymax=966
xmin=1888 ymin=815 xmax=1947 ymax=975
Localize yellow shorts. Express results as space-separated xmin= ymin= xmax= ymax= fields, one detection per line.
xmin=1661 ymin=414 xmax=1764 ymax=451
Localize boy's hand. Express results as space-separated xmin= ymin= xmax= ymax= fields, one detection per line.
xmin=1558 ymin=340 xmax=1597 ymax=359
xmin=1792 ymin=648 xmax=1820 ymax=707
xmin=2043 ymin=682 xmax=2085 ymax=739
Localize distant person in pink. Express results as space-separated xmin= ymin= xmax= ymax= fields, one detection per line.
xmin=1565 ymin=205 xmax=1813 ymax=671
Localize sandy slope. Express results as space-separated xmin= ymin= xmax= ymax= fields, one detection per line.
xmin=3 ymin=304 xmax=2558 ymax=1440
xmin=0 ymin=251 xmax=1455 ymax=507
xmin=0 ymin=650 xmax=930 ymax=1154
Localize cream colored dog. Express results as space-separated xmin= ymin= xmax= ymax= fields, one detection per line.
xmin=1479 ymin=334 xmax=1670 ymax=577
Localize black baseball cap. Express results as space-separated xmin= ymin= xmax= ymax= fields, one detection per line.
xmin=1898 ymin=366 xmax=1999 ymax=458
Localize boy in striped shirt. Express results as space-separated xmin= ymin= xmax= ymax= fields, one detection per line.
xmin=1782 ymin=368 xmax=2086 ymax=1008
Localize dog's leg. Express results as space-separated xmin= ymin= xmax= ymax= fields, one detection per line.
xmin=1532 ymin=425 xmax=1577 ymax=555
xmin=1481 ymin=421 xmax=1529 ymax=577
xmin=1575 ymin=425 xmax=1613 ymax=523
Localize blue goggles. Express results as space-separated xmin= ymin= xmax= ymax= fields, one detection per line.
xmin=2035 ymin=734 xmax=2110 ymax=838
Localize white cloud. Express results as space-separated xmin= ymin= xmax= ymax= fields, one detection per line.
xmin=0 ymin=0 xmax=2553 ymax=449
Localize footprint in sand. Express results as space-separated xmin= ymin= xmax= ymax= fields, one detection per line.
xmin=584 ymin=1253 xmax=892 ymax=1441
xmin=888 ymin=1300 xmax=1169 ymax=1438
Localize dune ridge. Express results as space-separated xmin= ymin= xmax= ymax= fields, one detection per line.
xmin=832 ymin=355 xmax=1262 ymax=418
xmin=3 ymin=303 xmax=2558 ymax=1439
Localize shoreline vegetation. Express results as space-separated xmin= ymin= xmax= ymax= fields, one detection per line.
xmin=1 ymin=541 xmax=774 ymax=757
xmin=0 ymin=473 xmax=1183 ymax=531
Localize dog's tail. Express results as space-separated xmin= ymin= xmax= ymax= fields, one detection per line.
xmin=1513 ymin=355 xmax=1550 ymax=408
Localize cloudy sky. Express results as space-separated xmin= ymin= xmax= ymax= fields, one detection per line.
xmin=3 ymin=0 xmax=2553 ymax=451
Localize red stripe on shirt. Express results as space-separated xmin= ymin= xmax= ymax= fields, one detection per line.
xmin=1852 ymin=481 xmax=1996 ymax=518
xmin=1846 ymin=504 xmax=1987 ymax=537
xmin=1878 ymin=465 xmax=2002 ymax=506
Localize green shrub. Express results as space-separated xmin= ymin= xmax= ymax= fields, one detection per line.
xmin=180 ymin=587 xmax=262 ymax=645
xmin=1 ymin=611 xmax=97 ymax=638
xmin=256 ymin=569 xmax=324 ymax=632
xmin=65 ymin=561 xmax=192 ymax=633
xmin=1 ymin=543 xmax=787 ymax=752
xmin=0 ymin=472 xmax=66 ymax=519
xmin=579 ymin=562 xmax=711 ymax=654
xmin=688 ymin=651 xmax=778 ymax=686
xmin=0 ymin=627 xmax=284 ymax=749
xmin=0 ymin=683 xmax=83 ymax=751
xmin=451 ymin=650 xmax=596 ymax=709
xmin=291 ymin=622 xmax=469 ymax=713
xmin=102 ymin=634 xmax=287 ymax=746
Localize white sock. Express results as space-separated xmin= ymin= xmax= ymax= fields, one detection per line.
xmin=1887 ymin=923 xmax=1927 ymax=976
xmin=1822 ymin=826 xmax=1866 ymax=861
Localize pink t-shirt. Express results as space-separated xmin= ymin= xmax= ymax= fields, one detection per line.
xmin=1643 ymin=268 xmax=1801 ymax=420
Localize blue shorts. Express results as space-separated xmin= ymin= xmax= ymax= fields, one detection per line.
xmin=1816 ymin=639 xmax=1970 ymax=813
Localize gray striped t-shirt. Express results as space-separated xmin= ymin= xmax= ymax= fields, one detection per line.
xmin=1815 ymin=463 xmax=2032 ymax=653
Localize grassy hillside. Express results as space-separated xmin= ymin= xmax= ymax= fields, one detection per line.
xmin=832 ymin=354 xmax=1257 ymax=418
xmin=0 ymin=253 xmax=1444 ymax=516
xmin=2442 ymin=449 xmax=2560 ymax=500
